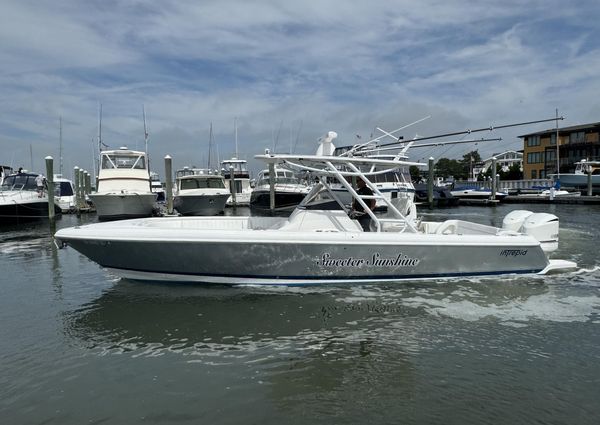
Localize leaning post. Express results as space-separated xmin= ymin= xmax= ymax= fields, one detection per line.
xmin=45 ymin=156 xmax=55 ymax=220
xmin=164 ymin=155 xmax=174 ymax=215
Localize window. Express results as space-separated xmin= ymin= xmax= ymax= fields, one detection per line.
xmin=550 ymin=133 xmax=557 ymax=145
xmin=527 ymin=135 xmax=541 ymax=147
xmin=531 ymin=169 xmax=537 ymax=179
xmin=540 ymin=170 xmax=546 ymax=178
xmin=527 ymin=152 xmax=543 ymax=164
xmin=569 ymin=132 xmax=585 ymax=144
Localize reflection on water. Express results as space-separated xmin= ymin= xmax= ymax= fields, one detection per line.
xmin=1 ymin=205 xmax=600 ymax=424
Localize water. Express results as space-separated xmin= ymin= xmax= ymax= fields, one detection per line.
xmin=1 ymin=204 xmax=599 ymax=424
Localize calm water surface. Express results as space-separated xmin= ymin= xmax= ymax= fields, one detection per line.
xmin=1 ymin=204 xmax=599 ymax=424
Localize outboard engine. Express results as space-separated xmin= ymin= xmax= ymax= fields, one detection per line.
xmin=502 ymin=210 xmax=534 ymax=232
xmin=522 ymin=213 xmax=559 ymax=252
xmin=502 ymin=210 xmax=559 ymax=252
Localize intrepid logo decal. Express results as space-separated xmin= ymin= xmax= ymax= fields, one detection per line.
xmin=316 ymin=253 xmax=420 ymax=268
xmin=500 ymin=249 xmax=528 ymax=257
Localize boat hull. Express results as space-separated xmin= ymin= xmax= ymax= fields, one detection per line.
xmin=556 ymin=174 xmax=600 ymax=188
xmin=56 ymin=219 xmax=550 ymax=285
xmin=88 ymin=193 xmax=156 ymax=220
xmin=0 ymin=192 xmax=62 ymax=223
xmin=174 ymin=194 xmax=230 ymax=216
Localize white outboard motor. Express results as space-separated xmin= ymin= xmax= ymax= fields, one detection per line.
xmin=502 ymin=210 xmax=534 ymax=232
xmin=522 ymin=213 xmax=559 ymax=252
xmin=502 ymin=210 xmax=559 ymax=252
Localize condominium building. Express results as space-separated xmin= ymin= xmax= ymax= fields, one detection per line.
xmin=519 ymin=122 xmax=600 ymax=179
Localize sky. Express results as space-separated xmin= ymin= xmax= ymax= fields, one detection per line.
xmin=1 ymin=0 xmax=600 ymax=178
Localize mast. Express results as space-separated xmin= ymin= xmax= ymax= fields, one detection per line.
xmin=234 ymin=117 xmax=238 ymax=158
xmin=30 ymin=144 xmax=33 ymax=171
xmin=555 ymin=108 xmax=560 ymax=182
xmin=208 ymin=122 xmax=213 ymax=170
xmin=143 ymin=105 xmax=149 ymax=157
xmin=98 ymin=103 xmax=103 ymax=155
xmin=59 ymin=116 xmax=63 ymax=175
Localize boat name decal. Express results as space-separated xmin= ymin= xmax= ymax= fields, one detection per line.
xmin=500 ymin=249 xmax=528 ymax=257
xmin=316 ymin=252 xmax=420 ymax=268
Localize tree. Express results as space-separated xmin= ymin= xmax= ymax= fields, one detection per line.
xmin=435 ymin=158 xmax=466 ymax=180
xmin=409 ymin=165 xmax=422 ymax=182
xmin=498 ymin=163 xmax=523 ymax=180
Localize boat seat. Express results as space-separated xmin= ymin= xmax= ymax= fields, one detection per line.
xmin=278 ymin=209 xmax=362 ymax=232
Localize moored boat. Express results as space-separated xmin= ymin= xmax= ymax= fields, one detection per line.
xmin=88 ymin=147 xmax=157 ymax=220
xmin=173 ymin=168 xmax=230 ymax=216
xmin=0 ymin=172 xmax=62 ymax=223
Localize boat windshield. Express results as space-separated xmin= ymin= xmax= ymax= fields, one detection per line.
xmin=0 ymin=174 xmax=38 ymax=191
xmin=180 ymin=177 xmax=225 ymax=190
xmin=54 ymin=181 xmax=74 ymax=196
xmin=102 ymin=154 xmax=146 ymax=170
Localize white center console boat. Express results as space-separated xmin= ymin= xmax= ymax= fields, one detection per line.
xmin=55 ymin=139 xmax=576 ymax=285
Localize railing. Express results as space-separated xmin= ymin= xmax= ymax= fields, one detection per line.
xmin=452 ymin=179 xmax=554 ymax=190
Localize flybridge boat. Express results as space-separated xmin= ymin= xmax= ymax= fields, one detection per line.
xmin=55 ymin=144 xmax=576 ymax=285
xmin=88 ymin=147 xmax=157 ymax=220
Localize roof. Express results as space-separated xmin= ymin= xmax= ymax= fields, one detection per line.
xmin=518 ymin=122 xmax=600 ymax=138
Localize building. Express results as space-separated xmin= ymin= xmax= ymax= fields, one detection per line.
xmin=519 ymin=122 xmax=600 ymax=179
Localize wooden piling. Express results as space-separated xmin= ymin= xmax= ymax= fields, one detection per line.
xmin=45 ymin=156 xmax=55 ymax=220
xmin=165 ymin=155 xmax=174 ymax=215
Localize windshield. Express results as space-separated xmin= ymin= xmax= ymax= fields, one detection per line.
xmin=1 ymin=174 xmax=38 ymax=191
xmin=101 ymin=154 xmax=146 ymax=170
xmin=180 ymin=177 xmax=225 ymax=190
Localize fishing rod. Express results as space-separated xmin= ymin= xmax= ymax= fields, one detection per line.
xmin=377 ymin=116 xmax=564 ymax=149
xmin=341 ymin=115 xmax=431 ymax=157
xmin=354 ymin=137 xmax=502 ymax=156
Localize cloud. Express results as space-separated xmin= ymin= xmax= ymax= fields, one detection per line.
xmin=1 ymin=0 xmax=600 ymax=176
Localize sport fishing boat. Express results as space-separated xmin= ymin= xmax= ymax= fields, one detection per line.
xmin=551 ymin=159 xmax=600 ymax=190
xmin=173 ymin=168 xmax=230 ymax=216
xmin=55 ymin=144 xmax=576 ymax=285
xmin=0 ymin=172 xmax=62 ymax=222
xmin=88 ymin=147 xmax=157 ymax=220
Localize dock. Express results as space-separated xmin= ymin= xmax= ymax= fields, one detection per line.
xmin=503 ymin=195 xmax=600 ymax=205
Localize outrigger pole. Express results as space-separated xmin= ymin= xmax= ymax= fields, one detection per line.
xmin=376 ymin=116 xmax=564 ymax=149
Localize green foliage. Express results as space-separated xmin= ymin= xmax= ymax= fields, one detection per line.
xmin=409 ymin=165 xmax=421 ymax=182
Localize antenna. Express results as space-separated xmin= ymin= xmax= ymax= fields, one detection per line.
xmin=59 ymin=116 xmax=63 ymax=175
xmin=143 ymin=105 xmax=149 ymax=156
xmin=234 ymin=117 xmax=238 ymax=158
xmin=30 ymin=144 xmax=33 ymax=171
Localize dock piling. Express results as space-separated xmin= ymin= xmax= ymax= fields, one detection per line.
xmin=427 ymin=157 xmax=434 ymax=209
xmin=588 ymin=169 xmax=593 ymax=196
xmin=45 ymin=156 xmax=55 ymax=220
xmin=165 ymin=155 xmax=174 ymax=215
xmin=229 ymin=165 xmax=236 ymax=206
xmin=491 ymin=157 xmax=497 ymax=201
xmin=269 ymin=162 xmax=275 ymax=212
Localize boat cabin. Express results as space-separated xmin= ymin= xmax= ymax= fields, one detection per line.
xmin=178 ymin=174 xmax=226 ymax=191
xmin=221 ymin=159 xmax=250 ymax=179
xmin=1 ymin=173 xmax=39 ymax=191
